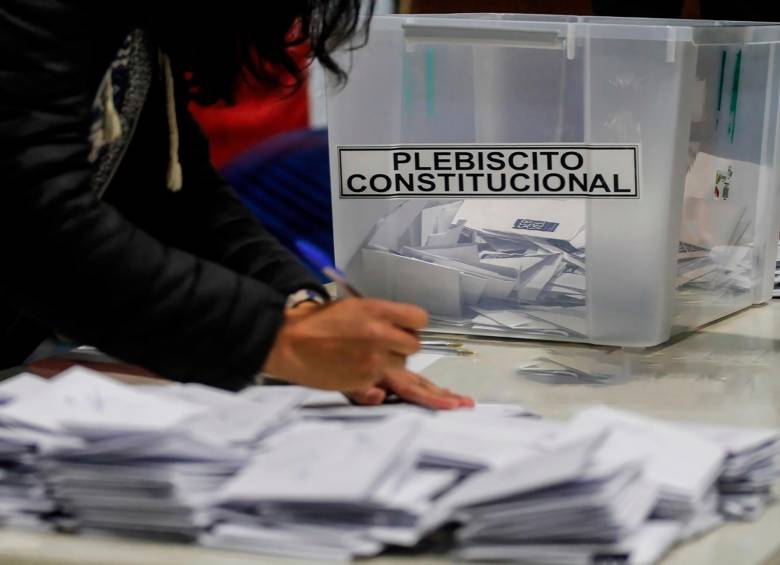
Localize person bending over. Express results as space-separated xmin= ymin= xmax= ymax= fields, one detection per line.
xmin=0 ymin=1 xmax=472 ymax=409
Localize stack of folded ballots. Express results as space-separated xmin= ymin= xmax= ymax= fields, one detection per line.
xmin=357 ymin=198 xmax=587 ymax=338
xmin=679 ymin=422 xmax=780 ymax=521
xmin=452 ymin=408 xmax=690 ymax=564
xmin=563 ymin=408 xmax=727 ymax=539
xmin=0 ymin=368 xmax=304 ymax=540
xmin=203 ymin=403 xmax=569 ymax=560
xmin=0 ymin=373 xmax=74 ymax=531
xmin=0 ymin=368 xmax=778 ymax=565
xmin=454 ymin=407 xmax=780 ymax=563
xmin=204 ymin=402 xmax=770 ymax=564
xmin=203 ymin=416 xmax=423 ymax=560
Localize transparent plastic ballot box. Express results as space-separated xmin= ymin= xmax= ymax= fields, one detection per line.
xmin=327 ymin=14 xmax=780 ymax=347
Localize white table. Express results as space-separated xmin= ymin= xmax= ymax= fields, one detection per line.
xmin=3 ymin=303 xmax=780 ymax=564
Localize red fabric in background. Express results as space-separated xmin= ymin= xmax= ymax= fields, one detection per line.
xmin=189 ymin=51 xmax=310 ymax=170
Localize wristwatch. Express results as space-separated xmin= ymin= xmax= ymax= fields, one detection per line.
xmin=285 ymin=288 xmax=327 ymax=309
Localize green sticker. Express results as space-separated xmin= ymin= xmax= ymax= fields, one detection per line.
xmin=728 ymin=49 xmax=742 ymax=143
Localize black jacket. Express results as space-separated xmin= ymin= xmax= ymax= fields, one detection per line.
xmin=0 ymin=2 xmax=325 ymax=389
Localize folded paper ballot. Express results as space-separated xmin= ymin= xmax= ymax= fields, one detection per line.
xmin=424 ymin=223 xmax=466 ymax=249
xmin=0 ymin=373 xmax=47 ymax=404
xmin=679 ymin=197 xmax=747 ymax=250
xmin=677 ymin=422 xmax=780 ymax=520
xmin=0 ymin=368 xmax=778 ymax=564
xmin=0 ymin=367 xmax=208 ymax=436
xmin=217 ymin=417 xmax=422 ymax=504
xmin=675 ymin=193 xmax=754 ymax=298
xmin=367 ymin=200 xmax=430 ymax=252
xmin=517 ymin=357 xmax=623 ymax=387
xmin=453 ymin=199 xmax=586 ymax=243
xmin=361 ymin=248 xmax=464 ymax=317
xmin=568 ymin=408 xmax=726 ymax=520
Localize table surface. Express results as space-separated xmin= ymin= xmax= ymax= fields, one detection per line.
xmin=3 ymin=303 xmax=780 ymax=565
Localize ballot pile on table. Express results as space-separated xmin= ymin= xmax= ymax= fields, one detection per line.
xmin=0 ymin=367 xmax=778 ymax=564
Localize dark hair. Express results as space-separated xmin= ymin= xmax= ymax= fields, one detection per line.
xmin=156 ymin=1 xmax=375 ymax=105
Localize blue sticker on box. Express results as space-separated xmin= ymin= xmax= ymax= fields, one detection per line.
xmin=513 ymin=219 xmax=559 ymax=233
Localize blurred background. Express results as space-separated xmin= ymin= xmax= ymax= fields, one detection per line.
xmin=191 ymin=0 xmax=779 ymax=277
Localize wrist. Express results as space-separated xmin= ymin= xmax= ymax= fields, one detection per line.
xmin=285 ymin=288 xmax=327 ymax=309
xmin=261 ymin=310 xmax=312 ymax=385
xmin=261 ymin=316 xmax=298 ymax=382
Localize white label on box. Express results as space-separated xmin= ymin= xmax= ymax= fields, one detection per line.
xmin=338 ymin=144 xmax=640 ymax=199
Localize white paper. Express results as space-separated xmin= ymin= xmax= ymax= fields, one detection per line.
xmin=516 ymin=253 xmax=563 ymax=300
xmin=361 ymin=248 xmax=463 ymax=317
xmin=710 ymin=245 xmax=751 ymax=272
xmin=420 ymin=201 xmax=463 ymax=244
xmin=460 ymin=273 xmax=488 ymax=304
xmin=424 ymin=223 xmax=465 ymax=249
xmin=406 ymin=352 xmax=444 ymax=374
xmin=437 ymin=430 xmax=603 ymax=510
xmin=554 ymin=272 xmax=587 ymax=292
xmin=367 ymin=200 xmax=429 ymax=252
xmin=454 ymin=200 xmax=585 ymax=243
xmin=0 ymin=367 xmax=206 ymax=436
xmin=0 ymin=373 xmax=48 ymax=404
xmin=523 ymin=306 xmax=588 ymax=336
xmin=217 ymin=418 xmax=421 ymax=504
xmin=471 ymin=306 xmax=543 ymax=329
xmin=405 ymin=243 xmax=479 ymax=264
xmin=420 ymin=255 xmax=516 ymax=300
xmin=679 ymin=197 xmax=747 ymax=249
xmin=570 ymin=407 xmax=726 ymax=506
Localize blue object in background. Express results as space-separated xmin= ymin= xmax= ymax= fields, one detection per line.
xmin=221 ymin=129 xmax=334 ymax=282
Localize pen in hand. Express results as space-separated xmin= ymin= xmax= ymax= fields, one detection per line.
xmin=295 ymin=240 xmax=363 ymax=298
xmin=294 ymin=239 xmax=473 ymax=356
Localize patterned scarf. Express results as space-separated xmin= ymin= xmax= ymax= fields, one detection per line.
xmin=88 ymin=29 xmax=182 ymax=197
